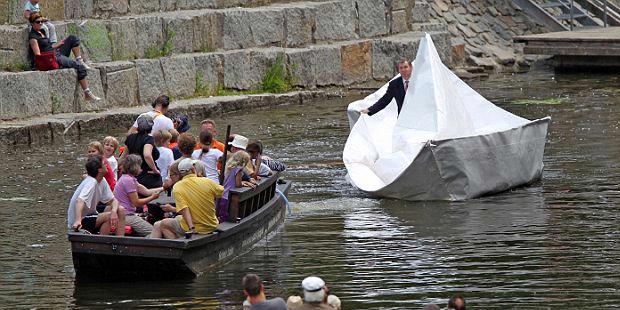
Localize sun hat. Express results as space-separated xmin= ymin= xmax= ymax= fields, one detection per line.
xmin=136 ymin=114 xmax=154 ymax=133
xmin=178 ymin=158 xmax=196 ymax=173
xmin=301 ymin=276 xmax=325 ymax=292
xmin=229 ymin=135 xmax=249 ymax=150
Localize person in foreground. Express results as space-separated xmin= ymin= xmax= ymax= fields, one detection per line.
xmin=67 ymin=155 xmax=125 ymax=236
xmin=448 ymin=294 xmax=466 ymax=310
xmin=242 ymin=274 xmax=287 ymax=310
xmin=294 ymin=276 xmax=335 ymax=310
xmin=360 ymin=58 xmax=413 ymax=116
xmin=149 ymin=158 xmax=223 ymax=239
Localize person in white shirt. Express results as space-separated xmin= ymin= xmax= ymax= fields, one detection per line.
xmin=192 ymin=131 xmax=223 ymax=183
xmin=67 ymin=155 xmax=126 ymax=235
xmin=153 ymin=130 xmax=175 ymax=183
xmin=129 ymin=95 xmax=179 ymax=137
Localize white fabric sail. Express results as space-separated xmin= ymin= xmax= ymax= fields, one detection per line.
xmin=344 ymin=34 xmax=550 ymax=200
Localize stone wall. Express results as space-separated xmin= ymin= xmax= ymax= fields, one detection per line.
xmin=0 ymin=31 xmax=451 ymax=121
xmin=1 ymin=0 xmax=416 ymax=69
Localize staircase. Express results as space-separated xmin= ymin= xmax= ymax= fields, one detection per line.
xmin=514 ymin=0 xmax=620 ymax=30
xmin=0 ymin=0 xmax=451 ymax=122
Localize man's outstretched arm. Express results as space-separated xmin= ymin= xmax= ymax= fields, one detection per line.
xmin=362 ymin=83 xmax=395 ymax=116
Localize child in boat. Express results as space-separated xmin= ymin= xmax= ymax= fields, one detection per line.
xmin=246 ymin=140 xmax=274 ymax=179
xmin=114 ymin=154 xmax=162 ymax=237
xmin=102 ymin=136 xmax=119 ymax=181
xmin=87 ymin=141 xmax=116 ymax=191
xmin=153 ymin=130 xmax=174 ymax=184
xmin=191 ymin=131 xmax=223 ymax=183
xmin=218 ymin=151 xmax=257 ymax=222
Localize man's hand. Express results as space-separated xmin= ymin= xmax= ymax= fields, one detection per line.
xmin=72 ymin=220 xmax=82 ymax=231
xmin=161 ymin=203 xmax=176 ymax=212
xmin=360 ymin=108 xmax=369 ymax=114
xmin=110 ymin=211 xmax=119 ymax=231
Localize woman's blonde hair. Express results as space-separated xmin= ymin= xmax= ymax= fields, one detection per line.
xmin=88 ymin=141 xmax=104 ymax=155
xmin=153 ymin=130 xmax=172 ymax=147
xmin=121 ymin=154 xmax=142 ymax=176
xmin=102 ymin=136 xmax=119 ymax=152
xmin=225 ymin=151 xmax=250 ymax=176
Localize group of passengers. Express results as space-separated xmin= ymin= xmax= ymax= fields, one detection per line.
xmin=67 ymin=95 xmax=286 ymax=239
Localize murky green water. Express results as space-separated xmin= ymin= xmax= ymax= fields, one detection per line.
xmin=1 ymin=68 xmax=619 ymax=309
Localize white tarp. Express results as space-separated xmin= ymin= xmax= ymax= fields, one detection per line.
xmin=343 ymin=34 xmax=550 ymax=200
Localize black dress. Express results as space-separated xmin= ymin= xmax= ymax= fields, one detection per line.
xmin=125 ymin=133 xmax=162 ymax=188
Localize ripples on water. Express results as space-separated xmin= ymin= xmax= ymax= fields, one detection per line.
xmin=0 ymin=68 xmax=619 ymax=309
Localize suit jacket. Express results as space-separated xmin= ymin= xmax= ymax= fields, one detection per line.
xmin=367 ymin=76 xmax=407 ymax=116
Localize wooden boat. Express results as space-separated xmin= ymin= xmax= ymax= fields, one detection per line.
xmin=68 ymin=173 xmax=291 ymax=280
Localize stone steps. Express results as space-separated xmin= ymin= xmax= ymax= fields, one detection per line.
xmin=1 ymin=0 xmax=414 ymax=69
xmin=0 ymin=30 xmax=451 ymax=121
xmin=1 ymin=0 xmax=328 ymax=25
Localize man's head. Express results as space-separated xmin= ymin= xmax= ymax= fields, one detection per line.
xmin=448 ymin=294 xmax=466 ymax=310
xmin=242 ymin=274 xmax=264 ymax=298
xmin=201 ymin=119 xmax=217 ymax=135
xmin=174 ymin=115 xmax=191 ymax=133
xmin=397 ymin=58 xmax=413 ymax=80
xmin=301 ymin=276 xmax=327 ymax=303
xmin=177 ymin=133 xmax=197 ymax=157
xmin=177 ymin=158 xmax=196 ymax=178
xmin=85 ymin=155 xmax=104 ymax=178
xmin=152 ymin=95 xmax=170 ymax=112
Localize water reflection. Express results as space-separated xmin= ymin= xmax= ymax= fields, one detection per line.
xmin=1 ymin=68 xmax=619 ymax=308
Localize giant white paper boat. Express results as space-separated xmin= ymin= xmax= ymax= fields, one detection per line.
xmin=343 ymin=34 xmax=551 ymax=201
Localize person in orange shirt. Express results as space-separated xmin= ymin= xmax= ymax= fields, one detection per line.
xmin=197 ymin=119 xmax=225 ymax=153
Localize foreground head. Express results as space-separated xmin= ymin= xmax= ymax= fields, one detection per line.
xmin=225 ymin=151 xmax=251 ymax=174
xmin=397 ymin=58 xmax=413 ymax=80
xmin=102 ymin=136 xmax=119 ymax=157
xmin=136 ymin=114 xmax=154 ymax=134
xmin=29 ymin=12 xmax=44 ymax=29
xmin=122 ymin=154 xmax=142 ymax=176
xmin=87 ymin=141 xmax=104 ymax=156
xmin=177 ymin=158 xmax=197 ymax=178
xmin=327 ymin=295 xmax=341 ymax=310
xmin=152 ymin=95 xmax=170 ymax=112
xmin=246 ymin=140 xmax=263 ymax=159
xmin=178 ymin=133 xmax=197 ymax=157
xmin=199 ymin=130 xmax=213 ymax=150
xmin=85 ymin=155 xmax=103 ymax=178
xmin=242 ymin=274 xmax=263 ymax=298
xmin=229 ymin=134 xmax=249 ymax=153
xmin=174 ymin=114 xmax=191 ymax=133
xmin=423 ymin=304 xmax=441 ymax=310
xmin=302 ymin=276 xmax=326 ymax=303
xmin=287 ymin=296 xmax=303 ymax=308
xmin=448 ymin=294 xmax=466 ymax=310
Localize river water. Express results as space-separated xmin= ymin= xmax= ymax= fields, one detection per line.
xmin=1 ymin=68 xmax=619 ymax=309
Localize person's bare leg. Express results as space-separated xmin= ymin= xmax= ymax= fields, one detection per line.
xmin=115 ymin=208 xmax=126 ymax=236
xmin=72 ymin=46 xmax=81 ymax=58
xmin=149 ymin=221 xmax=163 ymax=238
xmin=78 ymin=79 xmax=89 ymax=91
xmin=96 ymin=212 xmax=111 ymax=235
xmin=162 ymin=227 xmax=178 ymax=239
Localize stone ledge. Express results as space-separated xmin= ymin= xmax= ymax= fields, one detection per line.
xmin=0 ymin=30 xmax=450 ymax=121
xmin=0 ymin=90 xmax=342 ymax=148
xmin=1 ymin=0 xmax=416 ymax=67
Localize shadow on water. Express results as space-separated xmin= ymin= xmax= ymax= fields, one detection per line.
xmin=1 ymin=68 xmax=619 ymax=308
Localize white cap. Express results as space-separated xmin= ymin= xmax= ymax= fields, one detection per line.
xmin=229 ymin=135 xmax=249 ymax=150
xmin=301 ymin=276 xmax=325 ymax=292
xmin=178 ymin=158 xmax=196 ymax=173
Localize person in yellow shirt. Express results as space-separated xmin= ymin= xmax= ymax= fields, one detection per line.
xmin=149 ymin=158 xmax=223 ymax=239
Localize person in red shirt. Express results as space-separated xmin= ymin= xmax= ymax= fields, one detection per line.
xmin=87 ymin=141 xmax=116 ymax=191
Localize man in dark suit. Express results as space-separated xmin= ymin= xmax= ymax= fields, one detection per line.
xmin=361 ymin=58 xmax=413 ymax=116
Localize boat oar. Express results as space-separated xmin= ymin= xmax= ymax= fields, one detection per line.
xmin=219 ymin=125 xmax=232 ymax=185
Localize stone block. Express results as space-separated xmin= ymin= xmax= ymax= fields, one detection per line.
xmin=282 ymin=5 xmax=316 ymax=47
xmin=161 ymin=55 xmax=196 ymax=99
xmin=192 ymin=12 xmax=220 ymax=52
xmin=134 ymin=16 xmax=164 ymax=58
xmin=8 ymin=0 xmax=22 ymax=24
xmin=163 ymin=13 xmax=196 ymax=54
xmin=247 ymin=8 xmax=284 ymax=47
xmin=99 ymin=61 xmax=139 ymax=107
xmin=48 ymin=69 xmax=78 ymax=113
xmin=194 ymin=53 xmax=223 ymax=95
xmin=0 ymin=71 xmax=51 ymax=120
xmin=286 ymin=48 xmax=316 ymax=88
xmin=314 ymin=0 xmax=357 ymax=42
xmin=160 ymin=0 xmax=177 ymax=11
xmin=391 ymin=9 xmax=409 ymax=34
xmin=178 ymin=0 xmax=218 ymax=10
xmin=392 ymin=0 xmax=412 ymax=10
xmin=75 ymin=68 xmax=108 ymax=112
xmin=372 ymin=33 xmax=421 ymax=80
xmin=40 ymin=0 xmax=66 ymax=21
xmin=0 ymin=25 xmax=29 ymax=67
xmin=65 ymin=0 xmax=94 ymax=19
xmin=95 ymin=0 xmax=129 ymax=18
xmin=135 ymin=58 xmax=166 ymax=105
xmin=223 ymin=49 xmax=281 ymax=90
xmin=313 ymin=45 xmax=342 ymax=86
xmin=341 ymin=40 xmax=372 ymax=85
xmin=68 ymin=20 xmax=112 ymax=62
xmin=129 ymin=0 xmax=160 ymax=14
xmin=0 ymin=0 xmax=9 ymax=24
xmin=107 ymin=18 xmax=138 ymax=61
xmin=219 ymin=10 xmax=255 ymax=50
xmin=356 ymin=0 xmax=388 ymax=38
xmin=412 ymin=0 xmax=430 ymax=23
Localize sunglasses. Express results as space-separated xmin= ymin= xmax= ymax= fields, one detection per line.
xmin=33 ymin=20 xmax=44 ymax=24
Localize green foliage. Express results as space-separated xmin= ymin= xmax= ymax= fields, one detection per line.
xmin=512 ymin=97 xmax=567 ymax=105
xmin=144 ymin=27 xmax=176 ymax=59
xmin=51 ymin=94 xmax=60 ymax=114
xmin=145 ymin=45 xmax=161 ymax=59
xmin=195 ymin=72 xmax=211 ymax=97
xmin=2 ymin=62 xmax=30 ymax=72
xmin=260 ymin=54 xmax=292 ymax=93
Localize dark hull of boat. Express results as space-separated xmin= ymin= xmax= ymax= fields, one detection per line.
xmin=69 ymin=181 xmax=291 ymax=280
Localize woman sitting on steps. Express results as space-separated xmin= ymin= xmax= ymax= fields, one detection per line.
xmin=27 ymin=12 xmax=101 ymax=101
